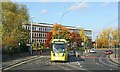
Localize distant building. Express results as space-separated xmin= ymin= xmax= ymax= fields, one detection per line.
xmin=23 ymin=23 xmax=92 ymax=45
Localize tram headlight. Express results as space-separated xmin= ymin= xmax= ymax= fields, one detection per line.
xmin=53 ymin=53 xmax=55 ymax=56
xmin=62 ymin=53 xmax=64 ymax=57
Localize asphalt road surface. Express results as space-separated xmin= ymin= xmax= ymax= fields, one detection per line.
xmin=4 ymin=50 xmax=119 ymax=71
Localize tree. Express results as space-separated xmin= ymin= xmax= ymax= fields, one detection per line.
xmin=79 ymin=28 xmax=88 ymax=46
xmin=111 ymin=29 xmax=119 ymax=47
xmin=96 ymin=28 xmax=119 ymax=48
xmin=71 ymin=31 xmax=81 ymax=47
xmin=51 ymin=24 xmax=70 ymax=40
xmin=45 ymin=32 xmax=52 ymax=48
xmin=2 ymin=1 xmax=29 ymax=54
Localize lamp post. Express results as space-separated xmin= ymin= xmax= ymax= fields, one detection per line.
xmin=109 ymin=33 xmax=112 ymax=49
xmin=115 ymin=37 xmax=117 ymax=58
xmin=58 ymin=28 xmax=60 ymax=39
xmin=96 ymin=36 xmax=98 ymax=49
xmin=19 ymin=42 xmax=20 ymax=53
xmin=30 ymin=16 xmax=34 ymax=55
xmin=81 ymin=41 xmax=84 ymax=58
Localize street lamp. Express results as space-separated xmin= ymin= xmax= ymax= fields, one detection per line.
xmin=81 ymin=41 xmax=84 ymax=58
xmin=19 ymin=42 xmax=21 ymax=52
xmin=115 ymin=37 xmax=117 ymax=58
xmin=96 ymin=36 xmax=98 ymax=49
xmin=58 ymin=28 xmax=60 ymax=39
xmin=30 ymin=16 xmax=34 ymax=55
xmin=109 ymin=33 xmax=112 ymax=49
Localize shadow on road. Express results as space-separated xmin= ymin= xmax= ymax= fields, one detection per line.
xmin=68 ymin=55 xmax=85 ymax=62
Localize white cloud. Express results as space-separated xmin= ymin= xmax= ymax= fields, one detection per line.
xmin=67 ymin=2 xmax=89 ymax=11
xmin=40 ymin=9 xmax=48 ymax=14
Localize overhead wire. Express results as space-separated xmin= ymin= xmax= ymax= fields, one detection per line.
xmin=58 ymin=0 xmax=85 ymax=24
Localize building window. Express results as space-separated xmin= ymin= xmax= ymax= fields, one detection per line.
xmin=40 ymin=33 xmax=41 ymax=37
xmin=36 ymin=33 xmax=37 ymax=37
xmin=26 ymin=26 xmax=27 ymax=30
xmin=45 ymin=33 xmax=46 ymax=37
xmin=39 ymin=27 xmax=40 ymax=31
xmin=35 ymin=33 xmax=36 ymax=37
xmin=32 ymin=33 xmax=33 ymax=37
xmin=43 ymin=27 xmax=44 ymax=31
xmin=39 ymin=33 xmax=40 ymax=37
xmin=32 ymin=27 xmax=34 ymax=31
xmin=41 ymin=27 xmax=42 ymax=31
xmin=43 ymin=27 xmax=45 ymax=31
xmin=43 ymin=33 xmax=44 ymax=38
xmin=45 ymin=27 xmax=46 ymax=31
xmin=42 ymin=33 xmax=43 ymax=37
xmin=40 ymin=27 xmax=41 ymax=31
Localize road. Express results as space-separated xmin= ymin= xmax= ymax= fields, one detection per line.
xmin=3 ymin=49 xmax=119 ymax=71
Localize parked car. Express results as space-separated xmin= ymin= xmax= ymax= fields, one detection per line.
xmin=89 ymin=48 xmax=96 ymax=53
xmin=104 ymin=50 xmax=113 ymax=54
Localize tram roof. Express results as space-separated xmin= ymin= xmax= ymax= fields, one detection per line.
xmin=51 ymin=39 xmax=67 ymax=43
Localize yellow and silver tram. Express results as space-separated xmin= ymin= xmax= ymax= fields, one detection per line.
xmin=51 ymin=39 xmax=69 ymax=61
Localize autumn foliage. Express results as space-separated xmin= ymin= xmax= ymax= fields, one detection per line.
xmin=51 ymin=24 xmax=70 ymax=39
xmin=96 ymin=28 xmax=119 ymax=48
xmin=45 ymin=24 xmax=91 ymax=48
xmin=71 ymin=32 xmax=81 ymax=47
xmin=44 ymin=32 xmax=52 ymax=48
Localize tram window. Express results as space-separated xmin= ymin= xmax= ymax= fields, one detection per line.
xmin=53 ymin=44 xmax=66 ymax=52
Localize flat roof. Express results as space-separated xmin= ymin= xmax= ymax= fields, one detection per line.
xmin=24 ymin=22 xmax=92 ymax=31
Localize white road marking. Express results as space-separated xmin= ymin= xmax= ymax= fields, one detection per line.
xmin=99 ymin=55 xmax=118 ymax=69
xmin=106 ymin=55 xmax=118 ymax=66
xmin=3 ymin=56 xmax=43 ymax=70
xmin=57 ymin=65 xmax=71 ymax=70
xmin=67 ymin=63 xmax=86 ymax=70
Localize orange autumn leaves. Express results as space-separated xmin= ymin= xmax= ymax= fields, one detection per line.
xmin=45 ymin=24 xmax=90 ymax=48
xmin=51 ymin=24 xmax=70 ymax=39
xmin=96 ymin=28 xmax=119 ymax=48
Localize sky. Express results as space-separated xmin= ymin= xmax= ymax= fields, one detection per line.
xmin=12 ymin=0 xmax=119 ymax=41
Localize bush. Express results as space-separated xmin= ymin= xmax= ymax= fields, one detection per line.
xmin=7 ymin=47 xmax=16 ymax=56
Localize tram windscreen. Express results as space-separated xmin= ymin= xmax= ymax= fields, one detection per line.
xmin=53 ymin=43 xmax=66 ymax=53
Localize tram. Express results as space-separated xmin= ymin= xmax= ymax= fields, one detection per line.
xmin=51 ymin=39 xmax=69 ymax=61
